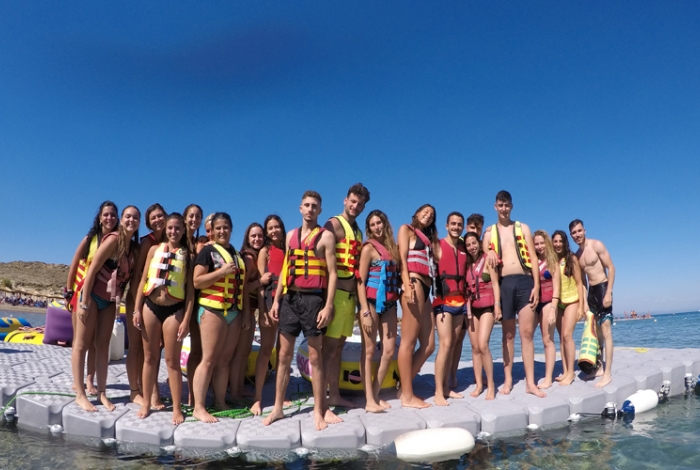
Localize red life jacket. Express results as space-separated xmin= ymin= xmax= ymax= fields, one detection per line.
xmin=93 ymin=233 xmax=135 ymax=305
xmin=241 ymin=249 xmax=260 ymax=310
xmin=539 ymin=258 xmax=553 ymax=304
xmin=284 ymin=227 xmax=328 ymax=290
xmin=405 ymin=225 xmax=434 ymax=278
xmin=436 ymin=238 xmax=467 ymax=298
xmin=365 ymin=239 xmax=400 ymax=303
xmin=466 ymin=254 xmax=495 ymax=309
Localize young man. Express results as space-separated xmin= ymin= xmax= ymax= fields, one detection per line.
xmin=450 ymin=213 xmax=484 ymax=389
xmin=569 ymin=219 xmax=615 ymax=388
xmin=263 ymin=191 xmax=338 ymax=431
xmin=322 ymin=183 xmax=369 ymax=414
xmin=482 ymin=191 xmax=544 ymax=397
xmin=432 ymin=212 xmax=468 ymax=405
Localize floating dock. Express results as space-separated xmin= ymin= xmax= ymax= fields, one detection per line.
xmin=2 ymin=342 xmax=699 ymax=455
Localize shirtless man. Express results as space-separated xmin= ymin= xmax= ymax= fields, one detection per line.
xmin=263 ymin=191 xmax=338 ymax=431
xmin=569 ymin=219 xmax=615 ymax=388
xmin=323 ymin=183 xmax=369 ymax=415
xmin=483 ymin=191 xmax=544 ymax=397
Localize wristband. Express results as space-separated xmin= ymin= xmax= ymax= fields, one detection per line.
xmin=362 ymin=310 xmax=371 ymax=317
xmin=552 ymin=297 xmax=560 ymax=300
xmin=495 ymin=302 xmax=501 ymax=307
xmin=79 ymin=304 xmax=90 ymax=310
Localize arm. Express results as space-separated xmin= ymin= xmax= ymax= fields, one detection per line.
xmin=551 ymin=260 xmax=561 ymax=308
xmin=132 ymin=245 xmax=158 ymax=329
xmin=397 ymin=225 xmax=415 ymax=303
xmin=192 ymin=250 xmax=236 ymax=290
xmin=66 ymin=237 xmax=88 ymax=290
xmin=77 ymin=235 xmax=118 ymax=318
xmin=522 ymin=224 xmax=540 ymax=306
xmin=257 ymin=247 xmax=272 ymax=286
xmin=486 ymin=262 xmax=502 ymax=321
xmin=572 ymin=256 xmax=585 ymax=321
xmin=356 ymin=244 xmax=374 ymax=334
xmin=269 ymin=232 xmax=292 ymax=321
xmin=316 ymin=230 xmax=337 ymax=329
xmin=178 ymin=263 xmax=195 ymax=340
xmin=595 ymin=241 xmax=615 ymax=308
xmin=482 ymin=226 xmax=500 ymax=268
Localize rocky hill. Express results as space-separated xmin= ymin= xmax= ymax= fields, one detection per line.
xmin=0 ymin=261 xmax=69 ymax=298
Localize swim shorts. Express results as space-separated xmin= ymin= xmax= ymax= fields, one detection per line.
xmin=90 ymin=293 xmax=113 ymax=311
xmin=325 ymin=289 xmax=356 ymax=339
xmin=432 ymin=295 xmax=467 ymax=316
xmin=279 ymin=290 xmax=326 ymax=338
xmin=500 ymin=274 xmax=535 ymax=321
xmin=588 ymin=281 xmax=613 ymax=325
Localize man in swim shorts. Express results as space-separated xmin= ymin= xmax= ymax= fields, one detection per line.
xmin=263 ymin=190 xmax=338 ymax=431
xmin=483 ymin=191 xmax=544 ymax=397
xmin=570 ymin=219 xmax=616 ymax=388
xmin=323 ymin=183 xmax=369 ymax=413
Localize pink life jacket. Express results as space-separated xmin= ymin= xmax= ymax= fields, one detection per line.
xmin=539 ymin=258 xmax=553 ymax=304
xmin=466 ymin=253 xmax=495 ymax=309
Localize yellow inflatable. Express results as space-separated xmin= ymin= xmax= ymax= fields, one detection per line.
xmin=0 ymin=317 xmax=31 ymax=341
xmin=4 ymin=328 xmax=45 ymax=345
xmin=296 ymin=334 xmax=400 ymax=391
xmin=578 ymin=311 xmax=600 ymax=375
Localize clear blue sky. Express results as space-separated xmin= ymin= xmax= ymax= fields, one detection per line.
xmin=1 ymin=1 xmax=698 ymax=314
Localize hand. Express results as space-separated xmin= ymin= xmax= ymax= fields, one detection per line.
xmin=576 ymin=306 xmax=584 ymax=322
xmin=317 ymin=305 xmax=333 ymax=329
xmin=529 ymin=288 xmax=539 ymax=308
xmin=269 ymin=303 xmax=279 ymax=321
xmin=260 ymin=272 xmax=272 ymax=285
xmin=241 ymin=313 xmax=251 ymax=330
xmin=133 ymin=311 xmax=142 ymax=330
xmin=177 ymin=322 xmax=189 ymax=341
xmin=220 ymin=262 xmax=239 ymax=276
xmin=603 ymin=293 xmax=612 ymax=309
xmin=547 ymin=304 xmax=556 ymax=326
xmin=486 ymin=250 xmax=500 ymax=269
xmin=494 ymin=304 xmax=502 ymax=322
xmin=77 ymin=305 xmax=89 ymax=325
xmin=361 ymin=311 xmax=374 ymax=336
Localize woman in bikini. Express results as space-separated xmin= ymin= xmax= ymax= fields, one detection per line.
xmin=72 ymin=205 xmax=140 ymax=412
xmin=133 ymin=213 xmax=194 ymax=424
xmin=397 ymin=204 xmax=438 ymax=409
xmin=533 ymin=230 xmax=560 ymax=389
xmin=65 ymin=201 xmax=119 ymax=396
xmin=183 ymin=204 xmax=204 ymax=406
xmin=357 ymin=210 xmax=400 ymax=412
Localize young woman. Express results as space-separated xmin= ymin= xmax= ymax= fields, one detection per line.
xmin=183 ymin=204 xmax=204 ymax=406
xmin=356 ymin=210 xmax=400 ymax=413
xmin=250 ymin=214 xmax=286 ymax=416
xmin=127 ymin=203 xmax=167 ymax=406
xmin=72 ymin=205 xmax=140 ymax=412
xmin=464 ymin=231 xmax=501 ymax=400
xmin=65 ymin=201 xmax=119 ymax=396
xmin=191 ymin=212 xmax=251 ymax=422
xmin=533 ymin=230 xmax=561 ymax=389
xmin=133 ymin=213 xmax=194 ymax=424
xmin=184 ymin=204 xmax=203 ymax=253
xmin=229 ymin=222 xmax=265 ymax=402
xmin=552 ymin=230 xmax=585 ymax=386
xmin=397 ymin=204 xmax=438 ymax=409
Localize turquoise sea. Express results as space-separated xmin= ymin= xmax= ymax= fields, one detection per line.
xmin=2 ymin=310 xmax=700 ymax=469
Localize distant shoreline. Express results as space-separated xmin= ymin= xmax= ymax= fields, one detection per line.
xmin=0 ymin=304 xmax=46 ymax=314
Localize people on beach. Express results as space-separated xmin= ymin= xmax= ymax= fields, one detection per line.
xmin=191 ymin=212 xmax=251 ymax=423
xmin=323 ymin=183 xmax=369 ymax=414
xmin=396 ymin=204 xmax=438 ymax=408
xmin=65 ymin=200 xmax=119 ymax=396
xmin=263 ymin=190 xmax=337 ymax=431
xmin=132 ymin=212 xmax=194 ymax=424
xmin=483 ymin=191 xmax=543 ymax=397
xmin=356 ymin=209 xmax=400 ymax=412
xmin=570 ymin=219 xmax=616 ymax=388
xmin=72 ymin=205 xmax=140 ymax=412
xmin=533 ymin=230 xmax=561 ymax=389
xmin=432 ymin=212 xmax=468 ymax=406
xmin=464 ymin=231 xmax=501 ymax=400
xmin=552 ymin=230 xmax=584 ymax=386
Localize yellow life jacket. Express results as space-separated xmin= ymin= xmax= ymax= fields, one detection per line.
xmin=334 ymin=215 xmax=362 ymax=280
xmin=142 ymin=243 xmax=187 ymax=301
xmin=198 ymin=243 xmax=245 ymax=316
xmin=71 ymin=235 xmax=99 ymax=292
xmin=488 ymin=221 xmax=532 ymax=271
xmin=559 ymin=258 xmax=579 ymax=304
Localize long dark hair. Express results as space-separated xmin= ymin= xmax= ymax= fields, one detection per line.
xmin=411 ymin=204 xmax=439 ymax=250
xmin=464 ymin=231 xmax=484 ymax=267
xmin=241 ymin=222 xmax=264 ymax=254
xmin=263 ymin=214 xmax=287 ymax=248
xmin=83 ymin=201 xmax=118 ymax=259
xmin=365 ymin=210 xmax=399 ymax=262
xmin=117 ymin=205 xmax=140 ymax=261
xmin=183 ymin=204 xmax=203 ymax=252
xmin=553 ymin=230 xmax=574 ymax=277
xmin=166 ymin=212 xmax=190 ymax=276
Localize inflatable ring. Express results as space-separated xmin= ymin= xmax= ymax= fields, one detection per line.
xmin=5 ymin=327 xmax=45 ymax=344
xmin=0 ymin=317 xmax=31 ymax=341
xmin=296 ymin=334 xmax=400 ymax=391
xmin=179 ymin=335 xmax=277 ymax=378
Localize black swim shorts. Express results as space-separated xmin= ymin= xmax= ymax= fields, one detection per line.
xmin=588 ymin=281 xmax=613 ymax=325
xmin=500 ymin=274 xmax=535 ymax=321
xmin=279 ymin=290 xmax=326 ymax=338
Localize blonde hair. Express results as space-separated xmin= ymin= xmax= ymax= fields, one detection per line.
xmin=534 ymin=230 xmax=558 ymax=274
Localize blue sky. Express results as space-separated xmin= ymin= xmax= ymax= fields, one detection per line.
xmin=1 ymin=1 xmax=698 ymax=314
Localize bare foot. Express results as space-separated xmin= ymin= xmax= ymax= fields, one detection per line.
xmin=214 ymin=402 xmax=232 ymax=412
xmin=485 ymin=386 xmax=496 ymax=400
xmin=379 ymin=400 xmax=391 ymax=409
xmin=469 ymin=385 xmax=483 ymax=398
xmin=538 ymin=379 xmax=553 ymax=390
xmin=283 ymin=399 xmax=293 ymax=407
xmin=130 ymin=391 xmax=145 ymax=406
xmin=554 ymin=374 xmax=564 ymax=382
xmin=136 ymin=405 xmax=150 ymax=419
xmin=172 ymin=408 xmax=185 ymax=425
xmin=499 ymin=383 xmax=513 ymax=395
xmin=193 ymin=407 xmax=218 ymax=423
xmin=558 ymin=374 xmax=575 ymax=386
xmin=447 ymin=390 xmax=463 ymax=399
xmin=595 ymin=367 xmax=604 ymax=378
xmin=99 ymin=393 xmax=116 ymax=411
xmin=449 ymin=377 xmax=458 ymax=390
xmin=434 ymin=395 xmax=449 ymax=406
xmin=75 ymin=395 xmax=97 ymax=412
xmin=262 ymin=408 xmax=284 ymax=426
xmin=526 ymin=383 xmax=546 ymax=398
xmin=401 ymin=395 xmax=431 ymax=409
xmin=250 ymin=400 xmax=263 ymax=416
xmin=86 ymin=382 xmax=98 ymax=396
xmin=324 ymin=408 xmax=343 ymax=424
xmin=327 ymin=396 xmax=356 ymax=409
xmin=151 ymin=394 xmax=165 ymax=411
xmin=595 ymin=375 xmax=612 ymax=388
xmin=365 ymin=402 xmax=385 ymax=413
xmin=314 ymin=412 xmax=328 ymax=431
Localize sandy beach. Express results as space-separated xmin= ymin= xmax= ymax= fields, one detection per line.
xmin=0 ymin=304 xmax=47 ymax=314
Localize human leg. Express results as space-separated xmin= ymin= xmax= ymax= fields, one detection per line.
xmin=518 ymin=302 xmax=545 ymax=397
xmin=229 ymin=317 xmax=255 ymax=400
xmin=434 ymin=311 xmax=455 ymax=405
xmin=538 ymin=303 xmax=556 ymax=389
xmin=360 ymin=304 xmax=382 ymax=412
xmin=186 ymin=313 xmax=201 ymax=406
xmin=397 ymin=287 xmax=430 ymax=409
xmin=466 ymin=313 xmax=483 ymax=397
xmin=558 ymin=303 xmax=578 ymax=386
xmin=450 ymin=319 xmax=467 ymax=388
xmin=307 ymin=334 xmax=329 ymax=430
xmin=136 ymin=303 xmax=163 ymax=419
xmin=126 ymin=294 xmax=145 ymax=405
xmin=162 ymin=309 xmax=186 ymax=424
xmin=71 ymin=302 xmax=99 ymax=412
xmin=323 ymin=290 xmax=355 ymax=409
xmin=477 ymin=310 xmax=497 ymax=400
xmin=595 ymin=319 xmax=613 ymax=388
xmin=192 ymin=309 xmax=227 ymax=423
xmin=251 ymin=322 xmax=277 ymax=416
xmin=95 ymin=303 xmax=118 ymax=410
xmin=375 ymin=304 xmax=397 ymax=408
xmin=262 ymin=331 xmax=295 ymax=426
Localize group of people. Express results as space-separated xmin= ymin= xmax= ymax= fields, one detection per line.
xmin=64 ymin=186 xmax=615 ymax=431
xmin=0 ymin=295 xmax=48 ymax=308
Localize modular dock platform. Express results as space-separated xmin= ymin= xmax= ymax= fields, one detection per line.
xmin=2 ymin=342 xmax=699 ymax=454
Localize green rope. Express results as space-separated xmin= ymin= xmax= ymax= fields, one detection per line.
xmin=182 ymin=393 xmax=312 ymax=422
xmin=1 ymin=391 xmax=77 ymax=416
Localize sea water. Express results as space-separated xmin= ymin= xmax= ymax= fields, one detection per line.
xmin=1 ymin=310 xmax=699 ymax=469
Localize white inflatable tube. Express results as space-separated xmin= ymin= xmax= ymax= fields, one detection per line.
xmin=621 ymin=389 xmax=659 ymax=414
xmin=391 ymin=427 xmax=475 ymax=462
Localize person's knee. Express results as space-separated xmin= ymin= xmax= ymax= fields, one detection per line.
xmin=478 ymin=340 xmax=490 ymax=354
xmin=381 ymin=344 xmax=395 ymax=361
xmin=471 ymin=344 xmax=482 ymax=356
xmin=165 ymin=356 xmax=180 ymax=370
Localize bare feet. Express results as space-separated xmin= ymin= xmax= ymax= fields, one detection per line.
xmin=136 ymin=405 xmax=150 ymax=419
xmin=558 ymin=374 xmax=575 ymax=386
xmin=434 ymin=395 xmax=449 ymax=406
xmin=526 ymin=383 xmax=546 ymax=398
xmin=327 ymin=396 xmax=356 ymax=409
xmin=554 ymin=374 xmax=564 ymax=382
xmin=172 ymin=408 xmax=185 ymax=425
xmin=86 ymin=382 xmax=98 ymax=396
xmin=214 ymin=401 xmax=232 ymax=412
xmin=314 ymin=412 xmax=328 ymax=431
xmin=193 ymin=407 xmax=218 ymax=423
xmin=485 ymin=386 xmax=496 ymax=400
xmin=538 ymin=379 xmax=553 ymax=389
xmin=379 ymin=399 xmax=391 ymax=409
xmin=324 ymin=408 xmax=343 ymax=424
xmin=595 ymin=375 xmax=612 ymax=388
xmin=401 ymin=395 xmax=430 ymax=409
xmin=99 ymin=392 xmax=116 ymax=411
xmin=151 ymin=393 xmax=165 ymax=411
xmin=75 ymin=395 xmax=97 ymax=412
xmin=283 ymin=399 xmax=294 ymax=407
xmin=469 ymin=385 xmax=483 ymax=398
xmin=262 ymin=408 xmax=284 ymax=426
xmin=499 ymin=382 xmax=513 ymax=395
xmin=250 ymin=400 xmax=263 ymax=416
xmin=365 ymin=402 xmax=386 ymax=413
xmin=447 ymin=390 xmax=464 ymax=399
xmin=130 ymin=390 xmax=145 ymax=406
